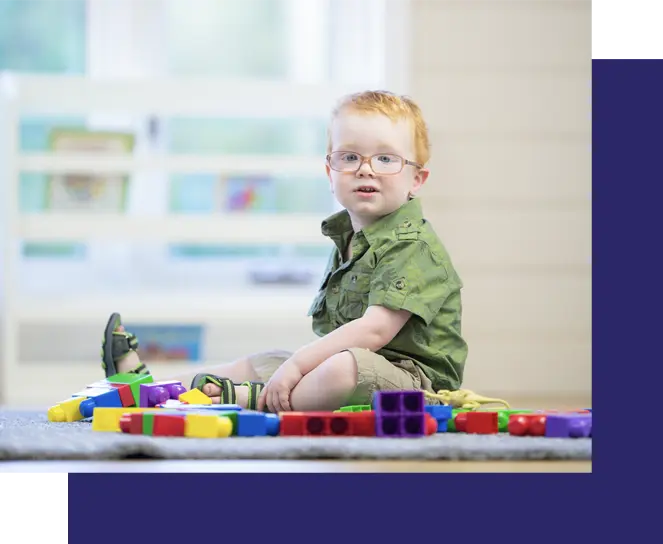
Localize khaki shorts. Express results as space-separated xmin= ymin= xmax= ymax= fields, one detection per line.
xmin=250 ymin=348 xmax=442 ymax=407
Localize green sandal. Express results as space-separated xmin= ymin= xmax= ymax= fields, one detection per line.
xmin=190 ymin=374 xmax=265 ymax=411
xmin=101 ymin=312 xmax=150 ymax=378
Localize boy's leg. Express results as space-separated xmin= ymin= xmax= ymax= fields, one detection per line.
xmin=102 ymin=313 xmax=291 ymax=407
xmin=287 ymin=347 xmax=438 ymax=412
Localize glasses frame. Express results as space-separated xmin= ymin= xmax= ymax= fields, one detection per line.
xmin=326 ymin=151 xmax=423 ymax=175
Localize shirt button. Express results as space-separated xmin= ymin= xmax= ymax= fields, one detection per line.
xmin=403 ymin=220 xmax=411 ymax=228
xmin=395 ymin=279 xmax=405 ymax=290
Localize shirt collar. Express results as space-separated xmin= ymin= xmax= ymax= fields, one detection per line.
xmin=320 ymin=197 xmax=424 ymax=247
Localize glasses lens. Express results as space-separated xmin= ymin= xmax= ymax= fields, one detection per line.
xmin=330 ymin=152 xmax=361 ymax=171
xmin=371 ymin=154 xmax=403 ymax=174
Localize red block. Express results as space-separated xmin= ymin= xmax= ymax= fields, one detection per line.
xmin=466 ymin=411 xmax=498 ymax=434
xmin=280 ymin=412 xmax=376 ymax=437
xmin=454 ymin=412 xmax=468 ymax=432
xmin=111 ymin=383 xmax=135 ymax=407
xmin=508 ymin=414 xmax=547 ymax=436
xmin=119 ymin=413 xmax=143 ymax=434
xmin=425 ymin=413 xmax=437 ymax=435
xmin=153 ymin=414 xmax=186 ymax=437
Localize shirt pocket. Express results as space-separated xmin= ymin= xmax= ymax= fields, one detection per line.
xmin=338 ymin=272 xmax=372 ymax=321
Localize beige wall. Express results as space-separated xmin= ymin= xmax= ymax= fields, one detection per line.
xmin=409 ymin=0 xmax=591 ymax=397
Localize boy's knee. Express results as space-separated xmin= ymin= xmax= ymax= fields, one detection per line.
xmin=319 ymin=350 xmax=358 ymax=390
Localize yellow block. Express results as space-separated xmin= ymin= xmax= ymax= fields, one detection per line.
xmin=184 ymin=414 xmax=233 ymax=438
xmin=91 ymin=407 xmax=161 ymax=432
xmin=179 ymin=388 xmax=213 ymax=405
xmin=48 ymin=396 xmax=86 ymax=422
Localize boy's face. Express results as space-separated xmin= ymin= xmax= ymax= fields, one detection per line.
xmin=326 ymin=111 xmax=429 ymax=231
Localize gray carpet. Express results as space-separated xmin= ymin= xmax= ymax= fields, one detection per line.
xmin=0 ymin=410 xmax=591 ymax=461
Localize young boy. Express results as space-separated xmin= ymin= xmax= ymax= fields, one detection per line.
xmin=101 ymin=90 xmax=469 ymax=414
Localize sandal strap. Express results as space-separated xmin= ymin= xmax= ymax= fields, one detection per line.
xmin=241 ymin=381 xmax=265 ymax=411
xmin=190 ymin=374 xmax=236 ymax=404
xmin=111 ymin=331 xmax=139 ymax=364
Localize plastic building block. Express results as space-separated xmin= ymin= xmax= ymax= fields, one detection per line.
xmin=112 ymin=383 xmax=135 ymax=407
xmin=454 ymin=411 xmax=469 ymax=433
xmin=234 ymin=412 xmax=270 ymax=437
xmin=544 ymin=414 xmax=592 ymax=438
xmin=92 ymin=407 xmax=162 ymax=432
xmin=153 ymin=414 xmax=187 ymax=437
xmin=425 ymin=413 xmax=438 ymax=435
xmin=142 ymin=413 xmax=155 ymax=435
xmin=265 ymin=413 xmax=280 ymax=436
xmin=466 ymin=411 xmax=499 ymax=434
xmin=373 ymin=390 xmax=426 ymax=437
xmin=157 ymin=399 xmax=242 ymax=411
xmin=280 ymin=411 xmax=376 ymax=436
xmin=425 ymin=405 xmax=453 ymax=432
xmin=335 ymin=405 xmax=371 ymax=413
xmin=103 ymin=372 xmax=155 ymax=405
xmin=184 ymin=413 xmax=233 ymax=438
xmin=48 ymin=396 xmax=86 ymax=422
xmin=178 ymin=388 xmax=213 ymax=405
xmin=119 ymin=413 xmax=144 ymax=434
xmin=74 ymin=387 xmax=124 ymax=418
xmin=508 ymin=414 xmax=547 ymax=436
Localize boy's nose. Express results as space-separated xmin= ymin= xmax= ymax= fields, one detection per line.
xmin=356 ymin=161 xmax=376 ymax=177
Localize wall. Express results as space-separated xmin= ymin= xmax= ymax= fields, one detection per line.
xmin=409 ymin=0 xmax=591 ymax=397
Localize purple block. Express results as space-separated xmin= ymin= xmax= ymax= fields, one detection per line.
xmin=373 ymin=390 xmax=425 ymax=415
xmin=139 ymin=383 xmax=169 ymax=408
xmin=545 ymin=414 xmax=592 ymax=438
xmin=157 ymin=380 xmax=187 ymax=400
xmin=376 ymin=414 xmax=426 ymax=437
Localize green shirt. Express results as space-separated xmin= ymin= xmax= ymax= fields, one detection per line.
xmin=307 ymin=197 xmax=468 ymax=391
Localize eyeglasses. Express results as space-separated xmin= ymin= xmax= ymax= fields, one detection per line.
xmin=326 ymin=151 xmax=422 ymax=175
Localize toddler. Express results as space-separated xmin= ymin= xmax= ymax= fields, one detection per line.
xmin=101 ymin=90 xmax=469 ymax=414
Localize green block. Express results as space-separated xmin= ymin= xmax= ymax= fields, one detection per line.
xmin=142 ymin=413 xmax=155 ymax=436
xmin=448 ymin=408 xmax=471 ymax=432
xmin=107 ymin=373 xmax=154 ymax=406
xmin=336 ymin=405 xmax=371 ymax=413
xmin=218 ymin=411 xmax=239 ymax=435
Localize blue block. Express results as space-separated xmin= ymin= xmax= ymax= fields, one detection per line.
xmin=236 ymin=412 xmax=268 ymax=437
xmin=265 ymin=413 xmax=280 ymax=436
xmin=425 ymin=405 xmax=453 ymax=419
xmin=75 ymin=387 xmax=123 ymax=418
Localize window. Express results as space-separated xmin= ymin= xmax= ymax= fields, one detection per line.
xmin=3 ymin=0 xmax=392 ymax=296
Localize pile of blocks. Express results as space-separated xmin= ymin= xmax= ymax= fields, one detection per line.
xmin=47 ymin=373 xmax=592 ymax=439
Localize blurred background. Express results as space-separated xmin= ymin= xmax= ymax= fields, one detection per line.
xmin=0 ymin=0 xmax=591 ymax=408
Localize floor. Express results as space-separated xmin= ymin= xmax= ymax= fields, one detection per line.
xmin=0 ymin=395 xmax=591 ymax=473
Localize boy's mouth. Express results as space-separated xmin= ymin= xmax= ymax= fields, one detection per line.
xmin=355 ymin=186 xmax=379 ymax=193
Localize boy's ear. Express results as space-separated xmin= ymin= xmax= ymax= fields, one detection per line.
xmin=325 ymin=164 xmax=334 ymax=192
xmin=411 ymin=168 xmax=430 ymax=194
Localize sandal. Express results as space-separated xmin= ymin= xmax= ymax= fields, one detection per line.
xmin=101 ymin=312 xmax=150 ymax=378
xmin=190 ymin=374 xmax=265 ymax=411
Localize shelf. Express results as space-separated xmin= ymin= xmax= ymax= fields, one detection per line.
xmin=17 ymin=153 xmax=324 ymax=176
xmin=13 ymin=289 xmax=317 ymax=323
xmin=18 ymin=214 xmax=329 ymax=244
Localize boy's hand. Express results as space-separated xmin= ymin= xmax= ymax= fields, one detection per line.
xmin=257 ymin=359 xmax=304 ymax=413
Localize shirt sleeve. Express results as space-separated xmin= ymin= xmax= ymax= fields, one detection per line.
xmin=368 ymin=240 xmax=452 ymax=325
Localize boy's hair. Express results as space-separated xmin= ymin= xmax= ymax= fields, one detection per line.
xmin=326 ymin=90 xmax=431 ymax=166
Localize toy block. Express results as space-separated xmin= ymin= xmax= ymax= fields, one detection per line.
xmin=373 ymin=391 xmax=426 ymax=437
xmin=74 ymin=387 xmax=124 ymax=418
xmin=119 ymin=413 xmax=144 ymax=434
xmin=234 ymin=412 xmax=269 ymax=437
xmin=265 ymin=413 xmax=280 ymax=436
xmin=112 ymin=383 xmax=135 ymax=407
xmin=217 ymin=411 xmax=239 ymax=435
xmin=466 ymin=411 xmax=499 ymax=434
xmin=153 ymin=414 xmax=187 ymax=437
xmin=178 ymin=388 xmax=213 ymax=405
xmin=279 ymin=411 xmax=376 ymax=437
xmin=335 ymin=405 xmax=371 ymax=413
xmin=447 ymin=409 xmax=471 ymax=432
xmin=103 ymin=372 xmax=154 ymax=405
xmin=139 ymin=383 xmax=171 ymax=408
xmin=425 ymin=413 xmax=438 ymax=435
xmin=508 ymin=414 xmax=547 ymax=436
xmin=142 ymin=413 xmax=155 ymax=435
xmin=454 ymin=411 xmax=469 ymax=433
xmin=92 ymin=407 xmax=161 ymax=432
xmin=156 ymin=380 xmax=187 ymax=399
xmin=425 ymin=405 xmax=453 ymax=432
xmin=157 ymin=399 xmax=242 ymax=411
xmin=48 ymin=396 xmax=86 ymax=422
xmin=184 ymin=413 xmax=233 ymax=438
xmin=544 ymin=414 xmax=592 ymax=438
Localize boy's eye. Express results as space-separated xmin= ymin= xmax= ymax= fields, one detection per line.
xmin=376 ymin=155 xmax=393 ymax=163
xmin=341 ymin=153 xmax=359 ymax=162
